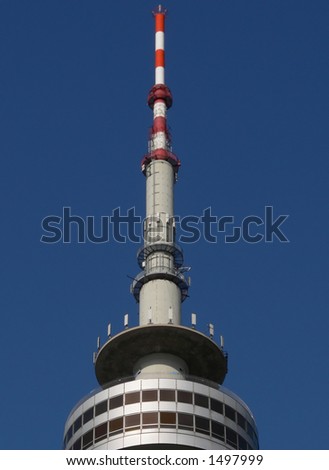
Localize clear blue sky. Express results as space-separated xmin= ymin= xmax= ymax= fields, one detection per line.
xmin=0 ymin=0 xmax=328 ymax=450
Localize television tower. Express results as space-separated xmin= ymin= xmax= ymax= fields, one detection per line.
xmin=63 ymin=6 xmax=259 ymax=450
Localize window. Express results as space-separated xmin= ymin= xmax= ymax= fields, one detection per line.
xmin=226 ymin=428 xmax=238 ymax=449
xmin=142 ymin=390 xmax=158 ymax=402
xmin=160 ymin=389 xmax=175 ymax=401
xmin=238 ymin=435 xmax=248 ymax=450
xmin=95 ymin=423 xmax=108 ymax=443
xmin=211 ymin=398 xmax=223 ymax=414
xmin=66 ymin=424 xmax=73 ymax=442
xmin=125 ymin=391 xmax=140 ymax=405
xmin=109 ymin=417 xmax=123 ymax=435
xmin=247 ymin=423 xmax=258 ymax=447
xmin=72 ymin=437 xmax=81 ymax=450
xmin=73 ymin=416 xmax=82 ymax=432
xmin=225 ymin=404 xmax=236 ymax=422
xmin=83 ymin=407 xmax=93 ymax=424
xmin=142 ymin=412 xmax=158 ymax=428
xmin=126 ymin=414 xmax=140 ymax=430
xmin=110 ymin=395 xmax=123 ymax=410
xmin=95 ymin=400 xmax=107 ymax=416
xmin=195 ymin=416 xmax=210 ymax=435
xmin=237 ymin=412 xmax=246 ymax=430
xmin=177 ymin=390 xmax=192 ymax=404
xmin=195 ymin=393 xmax=209 ymax=408
xmin=160 ymin=412 xmax=176 ymax=427
xmin=178 ymin=413 xmax=193 ymax=430
xmin=211 ymin=421 xmax=224 ymax=440
xmin=247 ymin=421 xmax=254 ymax=439
xmin=82 ymin=430 xmax=93 ymax=449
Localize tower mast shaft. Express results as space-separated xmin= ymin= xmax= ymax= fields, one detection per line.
xmin=136 ymin=6 xmax=186 ymax=372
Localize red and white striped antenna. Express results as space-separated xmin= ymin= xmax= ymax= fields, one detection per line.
xmin=147 ymin=5 xmax=172 ymax=110
xmin=142 ymin=5 xmax=180 ymax=175
xmin=153 ymin=4 xmax=167 ymax=85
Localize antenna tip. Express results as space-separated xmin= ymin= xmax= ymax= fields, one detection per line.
xmin=153 ymin=4 xmax=167 ymax=16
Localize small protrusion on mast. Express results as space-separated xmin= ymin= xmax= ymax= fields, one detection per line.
xmin=153 ymin=4 xmax=167 ymax=16
xmin=208 ymin=323 xmax=214 ymax=339
xmin=92 ymin=352 xmax=97 ymax=365
xmin=168 ymin=306 xmax=173 ymax=324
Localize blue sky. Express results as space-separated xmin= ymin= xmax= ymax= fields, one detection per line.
xmin=0 ymin=0 xmax=328 ymax=450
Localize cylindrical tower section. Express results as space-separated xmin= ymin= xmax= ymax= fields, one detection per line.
xmin=145 ymin=160 xmax=175 ymax=244
xmin=63 ymin=379 xmax=259 ymax=451
xmin=139 ymin=279 xmax=181 ymax=325
xmin=146 ymin=160 xmax=174 ymax=216
xmin=133 ymin=353 xmax=188 ymax=379
xmin=152 ymin=100 xmax=168 ymax=134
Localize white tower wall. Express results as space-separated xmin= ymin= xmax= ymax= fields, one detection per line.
xmin=146 ymin=160 xmax=174 ymax=216
xmin=133 ymin=353 xmax=188 ymax=379
xmin=145 ymin=160 xmax=174 ymax=244
xmin=139 ymin=279 xmax=181 ymax=325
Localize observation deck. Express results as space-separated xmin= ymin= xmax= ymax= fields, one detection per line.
xmin=95 ymin=324 xmax=228 ymax=387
